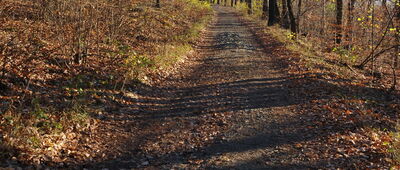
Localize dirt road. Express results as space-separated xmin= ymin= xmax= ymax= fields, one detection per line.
xmin=91 ymin=6 xmax=309 ymax=169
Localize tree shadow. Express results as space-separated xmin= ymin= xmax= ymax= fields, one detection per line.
xmin=74 ymin=71 xmax=398 ymax=169
xmin=7 ymin=5 xmax=398 ymax=169
xmin=78 ymin=5 xmax=399 ymax=169
xmin=74 ymin=6 xmax=398 ymax=169
xmin=131 ymin=78 xmax=395 ymax=169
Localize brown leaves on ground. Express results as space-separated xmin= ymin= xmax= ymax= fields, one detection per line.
xmin=0 ymin=0 xmax=212 ymax=168
xmin=246 ymin=18 xmax=399 ymax=168
xmin=141 ymin=113 xmax=228 ymax=156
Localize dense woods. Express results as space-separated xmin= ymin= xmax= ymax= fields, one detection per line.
xmin=1 ymin=0 xmax=399 ymax=168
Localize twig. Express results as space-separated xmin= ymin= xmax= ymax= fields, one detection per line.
xmin=357 ymin=11 xmax=397 ymax=68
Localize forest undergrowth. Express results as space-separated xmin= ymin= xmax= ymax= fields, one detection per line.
xmin=0 ymin=0 xmax=212 ymax=167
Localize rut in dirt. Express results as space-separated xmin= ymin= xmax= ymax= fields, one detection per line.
xmin=92 ymin=6 xmax=308 ymax=169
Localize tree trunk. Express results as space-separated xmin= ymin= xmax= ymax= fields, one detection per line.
xmin=281 ymin=0 xmax=290 ymax=29
xmin=335 ymin=0 xmax=343 ymax=44
xmin=268 ymin=0 xmax=278 ymax=25
xmin=274 ymin=1 xmax=280 ymax=18
xmin=155 ymin=0 xmax=160 ymax=8
xmin=262 ymin=0 xmax=268 ymax=19
xmin=321 ymin=0 xmax=325 ymax=36
xmin=393 ymin=0 xmax=400 ymax=89
xmin=346 ymin=0 xmax=356 ymax=48
xmin=247 ymin=0 xmax=252 ymax=15
xmin=296 ymin=0 xmax=302 ymax=35
xmin=287 ymin=0 xmax=297 ymax=33
xmin=371 ymin=0 xmax=376 ymax=75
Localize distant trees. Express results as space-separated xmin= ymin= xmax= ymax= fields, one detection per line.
xmin=226 ymin=0 xmax=399 ymax=89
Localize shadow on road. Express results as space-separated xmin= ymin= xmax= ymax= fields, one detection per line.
xmin=22 ymin=5 xmax=398 ymax=169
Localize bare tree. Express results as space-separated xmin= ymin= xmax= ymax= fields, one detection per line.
xmin=335 ymin=0 xmax=343 ymax=44
xmin=392 ymin=0 xmax=400 ymax=89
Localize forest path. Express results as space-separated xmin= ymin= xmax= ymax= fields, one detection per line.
xmin=179 ymin=6 xmax=305 ymax=169
xmin=92 ymin=6 xmax=307 ymax=169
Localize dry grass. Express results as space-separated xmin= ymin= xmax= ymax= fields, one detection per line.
xmin=266 ymin=26 xmax=360 ymax=79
